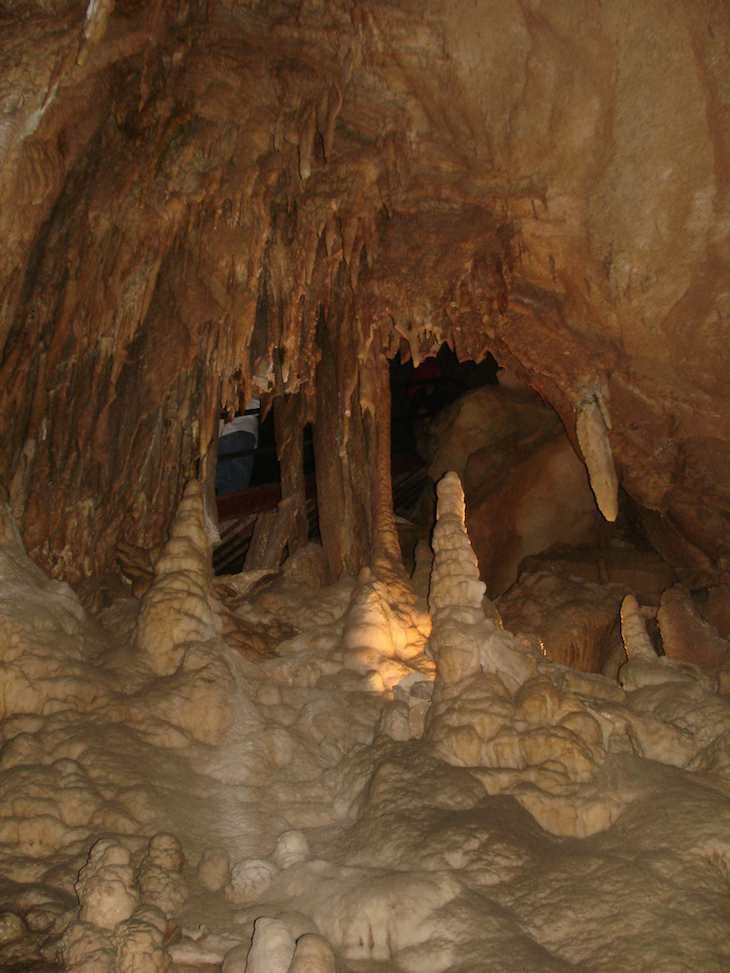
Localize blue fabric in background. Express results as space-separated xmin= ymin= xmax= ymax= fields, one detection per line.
xmin=215 ymin=430 xmax=256 ymax=494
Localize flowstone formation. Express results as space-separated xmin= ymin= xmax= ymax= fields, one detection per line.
xmin=0 ymin=479 xmax=729 ymax=970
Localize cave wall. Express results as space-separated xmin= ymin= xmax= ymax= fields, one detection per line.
xmin=0 ymin=0 xmax=729 ymax=585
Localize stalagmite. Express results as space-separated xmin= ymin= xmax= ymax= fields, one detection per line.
xmin=288 ymin=934 xmax=336 ymax=973
xmin=658 ymin=585 xmax=730 ymax=668
xmin=243 ymin=917 xmax=296 ymax=973
xmin=113 ymin=905 xmax=170 ymax=973
xmin=617 ymin=591 xmax=717 ymax=692
xmin=135 ymin=480 xmax=219 ymax=675
xmin=226 ymin=859 xmax=278 ymax=905
xmin=74 ymin=838 xmax=138 ymax=929
xmin=426 ymin=472 xmax=486 ymax=686
xmin=423 ymin=473 xmax=608 ymax=817
xmin=427 ymin=472 xmax=537 ymax=692
xmin=620 ymin=594 xmax=657 ymax=661
xmin=339 ymin=568 xmax=422 ymax=691
xmin=341 ymin=571 xmax=395 ymax=672
xmin=136 ymin=832 xmax=187 ymax=918
xmin=576 ymin=391 xmax=619 ymax=523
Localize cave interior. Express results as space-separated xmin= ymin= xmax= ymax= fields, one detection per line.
xmin=1 ymin=0 xmax=730 ymax=970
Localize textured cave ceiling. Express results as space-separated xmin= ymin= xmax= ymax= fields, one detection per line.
xmin=0 ymin=0 xmax=729 ymax=588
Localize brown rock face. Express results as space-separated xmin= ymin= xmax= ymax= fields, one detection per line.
xmin=0 ymin=0 xmax=729 ymax=586
xmin=419 ymin=379 xmax=604 ymax=595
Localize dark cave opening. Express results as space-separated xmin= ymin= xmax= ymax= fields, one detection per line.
xmin=212 ymin=344 xmax=500 ymax=577
xmin=209 ymin=338 xmax=673 ymax=676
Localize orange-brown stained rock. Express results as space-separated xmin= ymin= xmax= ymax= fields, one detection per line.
xmin=0 ymin=0 xmax=728 ymax=594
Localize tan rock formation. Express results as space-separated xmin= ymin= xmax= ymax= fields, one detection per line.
xmin=3 ymin=4 xmax=730 ymax=970
xmin=466 ymin=432 xmax=604 ymax=596
xmin=658 ymin=584 xmax=730 ymax=670
xmin=0 ymin=0 xmax=728 ymax=598
xmin=135 ymin=480 xmax=220 ymax=675
xmin=497 ymin=571 xmax=626 ymax=675
xmin=419 ymin=380 xmax=605 ymax=595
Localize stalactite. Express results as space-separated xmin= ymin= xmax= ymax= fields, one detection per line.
xmin=0 ymin=0 xmax=728 ymax=594
xmin=77 ymin=0 xmax=115 ymax=65
xmin=298 ymin=106 xmax=316 ymax=183
xmin=575 ymin=388 xmax=618 ymax=523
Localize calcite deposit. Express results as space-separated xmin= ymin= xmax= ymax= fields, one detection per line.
xmin=0 ymin=473 xmax=728 ymax=969
xmin=1 ymin=0 xmax=730 ymax=970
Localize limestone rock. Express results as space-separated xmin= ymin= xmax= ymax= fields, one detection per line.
xmin=288 ymin=934 xmax=336 ymax=973
xmin=197 ymin=847 xmax=230 ymax=893
xmin=75 ymin=838 xmax=138 ymax=930
xmin=658 ymin=584 xmax=730 ymax=669
xmin=226 ymin=860 xmax=278 ymax=906
xmin=272 ymin=831 xmax=309 ymax=870
xmin=465 ymin=432 xmax=604 ymax=597
xmin=136 ymin=833 xmax=187 ymax=919
xmin=135 ymin=481 xmax=219 ymax=676
xmin=113 ymin=905 xmax=170 ymax=973
xmin=497 ymin=571 xmax=626 ymax=675
xmin=243 ymin=917 xmax=295 ymax=973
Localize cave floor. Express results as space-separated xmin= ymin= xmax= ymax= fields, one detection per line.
xmin=1 ymin=525 xmax=730 ymax=973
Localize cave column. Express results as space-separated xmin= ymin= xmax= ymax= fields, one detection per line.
xmin=273 ymin=392 xmax=309 ymax=555
xmin=312 ymin=298 xmax=370 ymax=579
xmin=312 ymin=280 xmax=403 ymax=580
xmin=360 ymin=329 xmax=401 ymax=571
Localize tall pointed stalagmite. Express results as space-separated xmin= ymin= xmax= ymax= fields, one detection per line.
xmin=426 ymin=472 xmax=487 ymax=687
xmin=426 ymin=472 xmax=538 ymax=694
xmin=135 ymin=480 xmax=219 ymax=676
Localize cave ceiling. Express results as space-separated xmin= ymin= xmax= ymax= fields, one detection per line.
xmin=0 ymin=0 xmax=729 ymax=586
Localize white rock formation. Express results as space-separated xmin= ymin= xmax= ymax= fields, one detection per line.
xmin=75 ymin=838 xmax=138 ymax=929
xmin=113 ymin=905 xmax=171 ymax=973
xmin=426 ymin=472 xmax=538 ymax=694
xmin=226 ymin=859 xmax=278 ymax=905
xmin=3 ymin=472 xmax=730 ymax=971
xmin=620 ymin=594 xmax=657 ymax=661
xmin=422 ymin=472 xmax=611 ymax=834
xmin=288 ymin=934 xmax=336 ymax=973
xmin=135 ymin=480 xmax=220 ymax=675
xmin=137 ymin=832 xmax=188 ymax=918
xmin=272 ymin=830 xmax=309 ymax=870
xmin=244 ymin=917 xmax=296 ymax=973
xmin=340 ymin=564 xmax=431 ymax=691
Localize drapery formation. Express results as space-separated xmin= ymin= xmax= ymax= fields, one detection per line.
xmin=0 ymin=0 xmax=728 ymax=586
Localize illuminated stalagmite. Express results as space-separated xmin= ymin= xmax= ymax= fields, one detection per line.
xmin=1 ymin=1 xmax=730 ymax=971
